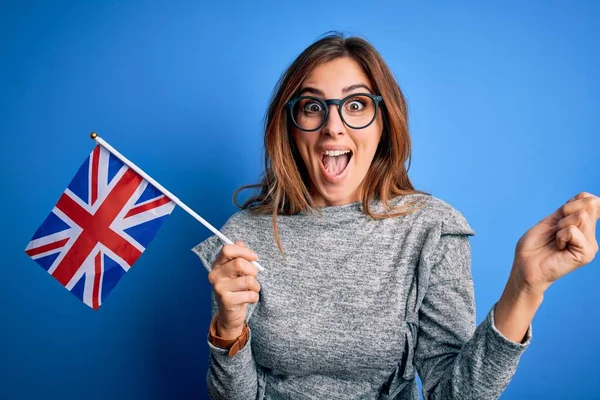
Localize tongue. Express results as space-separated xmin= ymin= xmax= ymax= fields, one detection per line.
xmin=323 ymin=154 xmax=350 ymax=176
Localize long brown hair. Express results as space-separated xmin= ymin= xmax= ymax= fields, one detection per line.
xmin=234 ymin=32 xmax=430 ymax=254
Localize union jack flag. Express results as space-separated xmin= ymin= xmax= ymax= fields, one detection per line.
xmin=25 ymin=145 xmax=175 ymax=309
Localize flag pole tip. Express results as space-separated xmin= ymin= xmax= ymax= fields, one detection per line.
xmin=90 ymin=132 xmax=98 ymax=140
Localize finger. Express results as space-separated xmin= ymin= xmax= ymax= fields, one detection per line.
xmin=556 ymin=225 xmax=596 ymax=264
xmin=557 ymin=210 xmax=596 ymax=242
xmin=221 ymin=275 xmax=261 ymax=293
xmin=213 ymin=240 xmax=249 ymax=265
xmin=222 ymin=290 xmax=260 ymax=307
xmin=210 ymin=256 xmax=259 ymax=285
xmin=567 ymin=192 xmax=595 ymax=203
xmin=224 ymin=257 xmax=259 ymax=279
xmin=214 ymin=241 xmax=259 ymax=266
xmin=563 ymin=193 xmax=600 ymax=219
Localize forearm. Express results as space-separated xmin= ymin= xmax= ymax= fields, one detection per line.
xmin=425 ymin=273 xmax=540 ymax=398
xmin=419 ymin=297 xmax=531 ymax=400
xmin=416 ymin=261 xmax=534 ymax=399
xmin=206 ymin=310 xmax=259 ymax=399
xmin=206 ymin=326 xmax=259 ymax=400
xmin=494 ymin=273 xmax=544 ymax=343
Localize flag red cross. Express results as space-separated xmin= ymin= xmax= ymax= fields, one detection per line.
xmin=51 ymin=167 xmax=144 ymax=286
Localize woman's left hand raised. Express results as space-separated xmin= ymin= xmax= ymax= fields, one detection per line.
xmin=510 ymin=192 xmax=599 ymax=296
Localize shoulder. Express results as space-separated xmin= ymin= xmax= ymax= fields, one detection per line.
xmin=191 ymin=209 xmax=256 ymax=272
xmin=388 ymin=193 xmax=475 ymax=236
xmin=397 ymin=194 xmax=476 ymax=285
xmin=218 ymin=208 xmax=270 ymax=236
xmin=221 ymin=209 xmax=252 ymax=229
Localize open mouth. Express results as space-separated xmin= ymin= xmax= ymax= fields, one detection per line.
xmin=320 ymin=150 xmax=353 ymax=183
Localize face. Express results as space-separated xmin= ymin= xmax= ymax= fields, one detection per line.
xmin=291 ymin=57 xmax=383 ymax=207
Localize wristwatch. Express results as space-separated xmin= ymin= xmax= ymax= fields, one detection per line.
xmin=208 ymin=313 xmax=249 ymax=357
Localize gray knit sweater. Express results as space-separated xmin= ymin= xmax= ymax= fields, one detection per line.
xmin=192 ymin=194 xmax=531 ymax=399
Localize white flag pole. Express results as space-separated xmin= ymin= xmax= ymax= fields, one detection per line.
xmin=90 ymin=132 xmax=265 ymax=272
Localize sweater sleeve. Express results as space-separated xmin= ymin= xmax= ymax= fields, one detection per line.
xmin=192 ymin=233 xmax=261 ymax=400
xmin=414 ymin=209 xmax=532 ymax=400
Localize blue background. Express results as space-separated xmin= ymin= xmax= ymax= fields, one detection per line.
xmin=1 ymin=1 xmax=598 ymax=399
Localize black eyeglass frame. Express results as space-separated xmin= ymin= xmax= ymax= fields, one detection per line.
xmin=286 ymin=92 xmax=384 ymax=132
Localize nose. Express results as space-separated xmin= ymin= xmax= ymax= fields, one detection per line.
xmin=321 ymin=104 xmax=346 ymax=137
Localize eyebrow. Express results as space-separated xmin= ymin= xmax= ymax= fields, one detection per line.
xmin=299 ymin=83 xmax=373 ymax=97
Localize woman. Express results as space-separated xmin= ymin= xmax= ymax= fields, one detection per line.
xmin=192 ymin=33 xmax=599 ymax=399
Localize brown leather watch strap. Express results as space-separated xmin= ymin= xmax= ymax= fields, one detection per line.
xmin=208 ymin=313 xmax=249 ymax=357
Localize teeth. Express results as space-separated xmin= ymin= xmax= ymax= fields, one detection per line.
xmin=323 ymin=150 xmax=351 ymax=157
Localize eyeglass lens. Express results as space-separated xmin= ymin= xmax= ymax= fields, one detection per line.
xmin=292 ymin=94 xmax=376 ymax=130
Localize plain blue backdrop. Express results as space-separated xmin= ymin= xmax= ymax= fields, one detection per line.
xmin=1 ymin=1 xmax=599 ymax=399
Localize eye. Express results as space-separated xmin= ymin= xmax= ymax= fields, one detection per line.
xmin=303 ymin=101 xmax=324 ymax=113
xmin=345 ymin=98 xmax=367 ymax=112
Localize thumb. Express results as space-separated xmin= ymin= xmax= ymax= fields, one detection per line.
xmin=235 ymin=240 xmax=247 ymax=248
xmin=541 ymin=205 xmax=563 ymax=226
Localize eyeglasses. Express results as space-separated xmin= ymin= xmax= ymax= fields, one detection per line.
xmin=286 ymin=93 xmax=384 ymax=132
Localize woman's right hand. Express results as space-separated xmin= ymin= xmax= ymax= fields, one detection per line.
xmin=207 ymin=240 xmax=261 ymax=340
